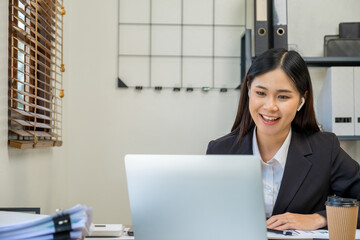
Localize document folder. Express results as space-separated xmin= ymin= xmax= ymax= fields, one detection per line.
xmin=255 ymin=0 xmax=270 ymax=56
xmin=355 ymin=67 xmax=360 ymax=135
xmin=272 ymin=0 xmax=288 ymax=49
xmin=240 ymin=29 xmax=252 ymax=86
xmin=317 ymin=67 xmax=355 ymax=136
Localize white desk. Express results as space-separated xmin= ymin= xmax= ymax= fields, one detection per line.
xmin=85 ymin=228 xmax=360 ymax=240
xmin=268 ymin=229 xmax=360 ymax=239
xmin=85 ymin=237 xmax=133 ymax=240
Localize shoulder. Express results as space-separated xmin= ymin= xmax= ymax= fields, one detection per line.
xmin=306 ymin=131 xmax=338 ymax=144
xmin=206 ymin=132 xmax=239 ymax=154
xmin=293 ymin=130 xmax=338 ymax=146
xmin=294 ymin=130 xmax=343 ymax=161
xmin=289 ymin=130 xmax=340 ymax=161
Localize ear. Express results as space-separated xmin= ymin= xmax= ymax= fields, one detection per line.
xmin=297 ymin=97 xmax=305 ymax=111
xmin=304 ymin=91 xmax=308 ymax=99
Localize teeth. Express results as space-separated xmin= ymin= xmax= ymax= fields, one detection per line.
xmin=262 ymin=115 xmax=279 ymax=121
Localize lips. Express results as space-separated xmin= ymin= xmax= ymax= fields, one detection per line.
xmin=260 ymin=114 xmax=280 ymax=124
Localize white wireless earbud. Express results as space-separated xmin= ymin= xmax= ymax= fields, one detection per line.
xmin=297 ymin=97 xmax=305 ymax=111
xmin=248 ymin=90 xmax=250 ymax=97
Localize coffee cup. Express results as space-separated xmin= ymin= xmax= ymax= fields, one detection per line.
xmin=325 ymin=196 xmax=359 ymax=240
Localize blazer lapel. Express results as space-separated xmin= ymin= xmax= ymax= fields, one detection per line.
xmin=272 ymin=131 xmax=313 ymax=215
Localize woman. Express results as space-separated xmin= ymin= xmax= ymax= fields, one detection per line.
xmin=206 ymin=48 xmax=360 ymax=230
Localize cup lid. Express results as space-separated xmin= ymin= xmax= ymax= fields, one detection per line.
xmin=325 ymin=195 xmax=359 ymax=207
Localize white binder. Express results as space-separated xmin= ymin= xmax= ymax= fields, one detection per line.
xmin=318 ymin=67 xmax=355 ymax=136
xmin=272 ymin=0 xmax=288 ymax=49
xmin=355 ymin=67 xmax=360 ymax=135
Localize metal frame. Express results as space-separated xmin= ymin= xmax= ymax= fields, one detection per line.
xmin=117 ymin=0 xmax=247 ymax=91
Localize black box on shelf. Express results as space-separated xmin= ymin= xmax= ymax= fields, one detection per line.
xmin=324 ymin=35 xmax=360 ymax=57
xmin=339 ymin=22 xmax=360 ymax=39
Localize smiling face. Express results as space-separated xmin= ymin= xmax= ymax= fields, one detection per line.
xmin=248 ymin=68 xmax=302 ymax=140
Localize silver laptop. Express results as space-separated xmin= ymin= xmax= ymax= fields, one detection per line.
xmin=125 ymin=155 xmax=267 ymax=240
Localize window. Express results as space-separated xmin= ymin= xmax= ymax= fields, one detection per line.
xmin=8 ymin=0 xmax=65 ymax=149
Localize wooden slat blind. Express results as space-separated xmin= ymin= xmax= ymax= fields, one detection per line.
xmin=8 ymin=0 xmax=65 ymax=149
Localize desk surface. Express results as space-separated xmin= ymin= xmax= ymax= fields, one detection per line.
xmin=85 ymin=228 xmax=360 ymax=240
xmin=268 ymin=229 xmax=360 ymax=240
xmin=85 ymin=234 xmax=134 ymax=240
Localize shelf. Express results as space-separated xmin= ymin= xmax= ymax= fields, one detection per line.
xmin=337 ymin=136 xmax=360 ymax=141
xmin=304 ymin=57 xmax=360 ymax=67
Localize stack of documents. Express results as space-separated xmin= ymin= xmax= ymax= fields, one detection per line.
xmin=0 ymin=204 xmax=92 ymax=240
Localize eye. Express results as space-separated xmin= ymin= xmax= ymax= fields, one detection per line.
xmin=278 ymin=95 xmax=290 ymax=100
xmin=256 ymin=91 xmax=266 ymax=96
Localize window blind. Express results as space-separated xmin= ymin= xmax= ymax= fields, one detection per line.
xmin=8 ymin=0 xmax=65 ymax=149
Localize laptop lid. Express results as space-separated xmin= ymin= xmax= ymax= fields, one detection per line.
xmin=125 ymin=154 xmax=267 ymax=240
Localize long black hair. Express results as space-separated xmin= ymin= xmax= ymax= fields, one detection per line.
xmin=231 ymin=48 xmax=319 ymax=138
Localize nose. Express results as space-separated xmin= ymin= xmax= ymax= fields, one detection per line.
xmin=264 ymin=97 xmax=278 ymax=111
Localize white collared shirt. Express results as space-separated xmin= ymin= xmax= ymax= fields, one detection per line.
xmin=252 ymin=127 xmax=292 ymax=218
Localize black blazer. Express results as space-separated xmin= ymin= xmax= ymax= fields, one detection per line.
xmin=206 ymin=130 xmax=360 ymax=227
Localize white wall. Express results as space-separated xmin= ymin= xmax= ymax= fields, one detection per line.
xmin=64 ymin=0 xmax=360 ymax=224
xmin=0 ymin=0 xmax=360 ymax=226
xmin=287 ymin=0 xmax=360 ymax=160
xmin=64 ymin=0 xmax=239 ymax=224
xmin=288 ymin=0 xmax=360 ymax=57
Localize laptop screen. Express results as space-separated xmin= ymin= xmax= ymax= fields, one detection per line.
xmin=125 ymin=154 xmax=267 ymax=240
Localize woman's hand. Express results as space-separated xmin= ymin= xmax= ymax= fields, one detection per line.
xmin=266 ymin=212 xmax=327 ymax=231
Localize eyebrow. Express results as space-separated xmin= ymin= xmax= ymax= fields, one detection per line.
xmin=254 ymin=85 xmax=293 ymax=93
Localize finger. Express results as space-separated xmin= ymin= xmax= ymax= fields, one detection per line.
xmin=267 ymin=218 xmax=287 ymax=229
xmin=266 ymin=214 xmax=286 ymax=225
xmin=266 ymin=217 xmax=277 ymax=225
xmin=266 ymin=218 xmax=278 ymax=227
xmin=267 ymin=222 xmax=284 ymax=229
xmin=273 ymin=217 xmax=294 ymax=230
xmin=275 ymin=223 xmax=292 ymax=230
